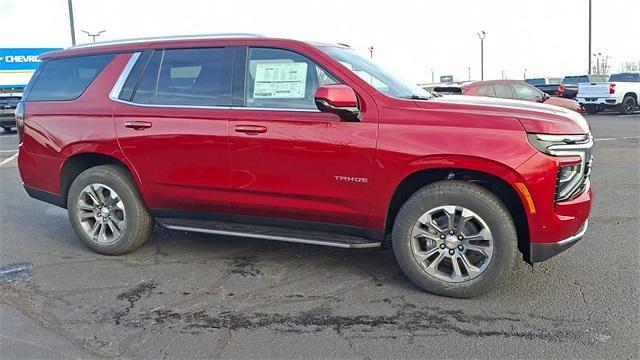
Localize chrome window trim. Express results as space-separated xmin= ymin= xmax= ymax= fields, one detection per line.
xmin=109 ymin=52 xmax=322 ymax=113
xmin=109 ymin=52 xmax=141 ymax=101
xmin=231 ymin=106 xmax=321 ymax=113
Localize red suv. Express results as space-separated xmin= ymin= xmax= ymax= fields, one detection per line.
xmin=17 ymin=34 xmax=593 ymax=297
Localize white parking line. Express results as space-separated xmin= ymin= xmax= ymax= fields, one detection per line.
xmin=595 ymin=136 xmax=640 ymax=142
xmin=0 ymin=150 xmax=18 ymax=153
xmin=0 ymin=153 xmax=17 ymax=167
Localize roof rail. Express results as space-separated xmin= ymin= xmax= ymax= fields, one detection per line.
xmin=69 ymin=33 xmax=266 ymax=50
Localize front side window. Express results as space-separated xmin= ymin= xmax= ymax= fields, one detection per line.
xmin=130 ymin=47 xmax=233 ymax=106
xmin=512 ymin=83 xmax=542 ymax=100
xmin=27 ymin=54 xmax=114 ymax=101
xmin=245 ymin=48 xmax=338 ymax=109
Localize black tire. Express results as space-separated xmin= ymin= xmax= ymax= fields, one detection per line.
xmin=392 ymin=181 xmax=516 ymax=298
xmin=1 ymin=126 xmax=13 ymax=133
xmin=620 ymin=95 xmax=637 ymax=115
xmin=67 ymin=164 xmax=153 ymax=255
xmin=585 ymin=105 xmax=599 ymax=115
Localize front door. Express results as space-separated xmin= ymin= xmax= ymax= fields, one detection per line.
xmin=113 ymin=47 xmax=235 ymax=214
xmin=228 ymin=47 xmax=378 ymax=227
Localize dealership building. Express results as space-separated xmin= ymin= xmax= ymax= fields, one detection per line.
xmin=0 ymin=48 xmax=62 ymax=91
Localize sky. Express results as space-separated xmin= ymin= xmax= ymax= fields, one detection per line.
xmin=1 ymin=0 xmax=638 ymax=83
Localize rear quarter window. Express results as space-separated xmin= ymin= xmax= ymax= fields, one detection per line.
xmin=26 ymin=54 xmax=114 ymax=101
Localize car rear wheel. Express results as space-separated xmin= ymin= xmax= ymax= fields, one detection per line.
xmin=392 ymin=181 xmax=516 ymax=298
xmin=620 ymin=95 xmax=637 ymax=115
xmin=67 ymin=165 xmax=153 ymax=255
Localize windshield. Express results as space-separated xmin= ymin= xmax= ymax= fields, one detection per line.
xmin=609 ymin=73 xmax=640 ymax=82
xmin=320 ymin=46 xmax=431 ymax=99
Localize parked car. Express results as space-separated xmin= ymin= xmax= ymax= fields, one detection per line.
xmin=576 ymin=72 xmax=640 ymax=115
xmin=558 ymin=74 xmax=608 ymax=99
xmin=525 ymin=78 xmax=561 ymax=96
xmin=460 ymin=80 xmax=582 ymax=112
xmin=0 ymin=87 xmax=24 ymax=132
xmin=17 ymin=34 xmax=593 ymax=298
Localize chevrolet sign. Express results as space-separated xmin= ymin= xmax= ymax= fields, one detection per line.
xmin=0 ymin=48 xmax=62 ymax=71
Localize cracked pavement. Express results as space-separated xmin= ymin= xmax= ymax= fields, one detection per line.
xmin=0 ymin=113 xmax=639 ymax=359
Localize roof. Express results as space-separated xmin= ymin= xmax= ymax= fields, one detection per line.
xmin=40 ymin=34 xmax=347 ymax=60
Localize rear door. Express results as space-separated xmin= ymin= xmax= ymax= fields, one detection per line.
xmin=113 ymin=47 xmax=235 ymax=214
xmin=227 ymin=47 xmax=378 ymax=227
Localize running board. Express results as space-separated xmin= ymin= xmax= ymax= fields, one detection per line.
xmin=157 ymin=218 xmax=382 ymax=249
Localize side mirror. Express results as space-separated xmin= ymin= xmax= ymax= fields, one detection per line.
xmin=541 ymin=92 xmax=550 ymax=102
xmin=314 ymin=85 xmax=361 ymax=121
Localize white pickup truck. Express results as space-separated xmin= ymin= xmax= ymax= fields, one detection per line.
xmin=576 ymin=72 xmax=640 ymax=115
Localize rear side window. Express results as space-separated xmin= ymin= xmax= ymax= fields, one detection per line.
xmin=477 ymin=85 xmax=496 ymax=97
xmin=493 ymin=85 xmax=514 ymax=98
xmin=129 ymin=48 xmax=234 ymax=107
xmin=27 ymin=54 xmax=114 ymax=101
xmin=132 ymin=51 xmax=162 ymax=104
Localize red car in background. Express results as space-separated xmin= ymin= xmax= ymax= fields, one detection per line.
xmin=460 ymin=80 xmax=583 ymax=112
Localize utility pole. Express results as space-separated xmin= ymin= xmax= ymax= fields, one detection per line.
xmin=468 ymin=67 xmax=471 ymax=81
xmin=430 ymin=69 xmax=435 ymax=83
xmin=81 ymin=30 xmax=106 ymax=43
xmin=588 ymin=0 xmax=592 ymax=74
xmin=524 ymin=68 xmax=527 ymax=80
xmin=477 ymin=31 xmax=486 ymax=80
xmin=368 ymin=46 xmax=374 ymax=58
xmin=68 ymin=0 xmax=76 ymax=45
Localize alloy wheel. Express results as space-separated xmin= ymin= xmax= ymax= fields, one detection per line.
xmin=76 ymin=183 xmax=126 ymax=244
xmin=410 ymin=205 xmax=494 ymax=283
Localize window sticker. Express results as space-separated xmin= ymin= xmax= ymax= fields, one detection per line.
xmin=253 ymin=62 xmax=308 ymax=98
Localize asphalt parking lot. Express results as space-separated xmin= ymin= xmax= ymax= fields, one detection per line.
xmin=1 ymin=114 xmax=639 ymax=359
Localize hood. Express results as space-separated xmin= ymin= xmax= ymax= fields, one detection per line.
xmin=426 ymin=95 xmax=590 ymax=134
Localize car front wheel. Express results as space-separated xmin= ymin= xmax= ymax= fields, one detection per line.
xmin=392 ymin=180 xmax=516 ymax=298
xmin=67 ymin=165 xmax=153 ymax=255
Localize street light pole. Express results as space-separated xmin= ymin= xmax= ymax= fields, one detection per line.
xmin=68 ymin=0 xmax=76 ymax=45
xmin=524 ymin=68 xmax=527 ymax=80
xmin=81 ymin=30 xmax=106 ymax=43
xmin=368 ymin=46 xmax=374 ymax=58
xmin=588 ymin=0 xmax=592 ymax=74
xmin=477 ymin=31 xmax=486 ymax=80
xmin=430 ymin=69 xmax=434 ymax=83
xmin=468 ymin=67 xmax=471 ymax=81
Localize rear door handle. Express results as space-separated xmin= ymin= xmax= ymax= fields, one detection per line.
xmin=124 ymin=121 xmax=152 ymax=130
xmin=235 ymin=125 xmax=267 ymax=135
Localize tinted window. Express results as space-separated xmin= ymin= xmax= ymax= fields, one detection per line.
xmin=245 ymin=48 xmax=339 ymax=109
xmin=512 ymin=83 xmax=541 ymax=100
xmin=118 ymin=51 xmax=152 ymax=101
xmin=493 ymin=85 xmax=514 ymax=98
xmin=477 ymin=85 xmax=496 ymax=97
xmin=609 ymin=73 xmax=640 ymax=82
xmin=525 ymin=78 xmax=546 ymax=86
xmin=27 ymin=54 xmax=114 ymax=101
xmin=563 ymin=76 xmax=588 ymax=84
xmin=132 ymin=51 xmax=162 ymax=104
xmin=155 ymin=48 xmax=233 ymax=106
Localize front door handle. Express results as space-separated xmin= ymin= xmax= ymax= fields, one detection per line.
xmin=235 ymin=125 xmax=267 ymax=135
xmin=124 ymin=121 xmax=152 ymax=130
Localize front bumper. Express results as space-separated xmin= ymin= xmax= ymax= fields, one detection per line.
xmin=530 ymin=220 xmax=588 ymax=262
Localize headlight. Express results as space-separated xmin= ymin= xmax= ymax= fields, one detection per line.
xmin=527 ymin=133 xmax=593 ymax=202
